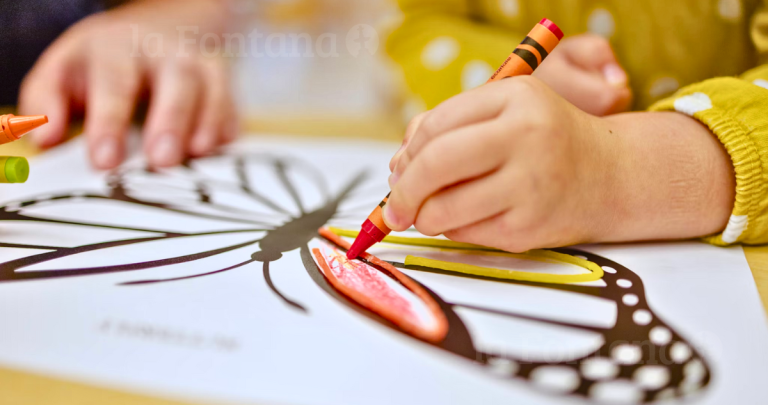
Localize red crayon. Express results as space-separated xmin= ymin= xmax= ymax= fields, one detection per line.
xmin=347 ymin=193 xmax=391 ymax=260
xmin=347 ymin=19 xmax=564 ymax=260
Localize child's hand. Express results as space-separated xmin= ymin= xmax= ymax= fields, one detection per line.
xmin=385 ymin=76 xmax=735 ymax=252
xmin=533 ymin=34 xmax=632 ymax=117
xmin=18 ymin=0 xmax=236 ymax=169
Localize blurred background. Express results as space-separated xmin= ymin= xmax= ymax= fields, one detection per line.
xmin=231 ymin=0 xmax=408 ymax=141
xmin=0 ymin=0 xmax=411 ymax=149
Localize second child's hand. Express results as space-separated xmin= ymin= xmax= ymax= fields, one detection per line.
xmin=18 ymin=0 xmax=237 ymax=170
xmin=384 ymin=76 xmax=734 ymax=252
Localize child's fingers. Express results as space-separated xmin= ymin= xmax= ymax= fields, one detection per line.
xmin=18 ymin=65 xmax=71 ymax=148
xmin=560 ymin=34 xmax=618 ymax=71
xmin=143 ymin=60 xmax=203 ymax=167
xmin=384 ymin=121 xmax=506 ymax=231
xmin=390 ymin=111 xmax=427 ymax=172
xmin=561 ymin=34 xmax=628 ymax=89
xmin=413 ymin=169 xmax=514 ymax=236
xmin=546 ymin=67 xmax=631 ymax=116
xmin=444 ymin=210 xmax=541 ymax=254
xmin=189 ymin=59 xmax=235 ymax=156
xmin=84 ymin=55 xmax=140 ymax=170
xmin=393 ymin=83 xmax=509 ymax=175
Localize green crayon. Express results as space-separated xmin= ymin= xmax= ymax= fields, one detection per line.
xmin=0 ymin=156 xmax=29 ymax=184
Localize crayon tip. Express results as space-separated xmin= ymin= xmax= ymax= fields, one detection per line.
xmin=7 ymin=115 xmax=49 ymax=139
xmin=347 ymin=231 xmax=377 ymax=260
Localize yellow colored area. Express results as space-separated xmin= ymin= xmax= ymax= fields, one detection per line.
xmin=0 ymin=366 xmax=211 ymax=405
xmin=330 ymin=227 xmax=500 ymax=251
xmin=328 ymin=227 xmax=604 ymax=284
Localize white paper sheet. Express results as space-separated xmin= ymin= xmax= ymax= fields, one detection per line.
xmin=0 ymin=136 xmax=766 ymax=405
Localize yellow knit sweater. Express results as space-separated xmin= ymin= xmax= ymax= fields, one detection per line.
xmin=386 ymin=0 xmax=768 ymax=245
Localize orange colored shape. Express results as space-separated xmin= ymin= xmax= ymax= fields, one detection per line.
xmin=488 ymin=55 xmax=535 ymax=82
xmin=0 ymin=115 xmax=49 ymax=145
xmin=487 ymin=20 xmax=562 ymax=83
xmin=368 ymin=199 xmax=390 ymax=235
xmin=317 ymin=227 xmax=449 ymax=344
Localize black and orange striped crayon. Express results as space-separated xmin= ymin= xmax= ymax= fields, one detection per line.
xmin=346 ymin=19 xmax=564 ymax=260
xmin=488 ymin=18 xmax=564 ymax=83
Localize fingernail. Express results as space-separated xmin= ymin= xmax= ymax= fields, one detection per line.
xmin=94 ymin=139 xmax=120 ymax=169
xmin=151 ymin=134 xmax=181 ymax=167
xmin=383 ymin=204 xmax=400 ymax=229
xmin=603 ymin=64 xmax=627 ymax=86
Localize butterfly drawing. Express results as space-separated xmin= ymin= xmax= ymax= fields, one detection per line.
xmin=0 ymin=150 xmax=711 ymax=404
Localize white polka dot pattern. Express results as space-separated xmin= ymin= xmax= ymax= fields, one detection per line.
xmin=649 ymin=326 xmax=672 ymax=346
xmin=673 ymin=92 xmax=713 ymax=116
xmin=499 ymin=0 xmax=519 ymax=18
xmin=633 ymin=309 xmax=652 ymax=325
xmin=531 ymin=366 xmax=580 ymax=393
xmin=488 ymin=357 xmax=519 ymax=376
xmin=684 ymin=359 xmax=707 ymax=383
xmin=588 ymin=8 xmax=616 ymax=38
xmin=634 ymin=366 xmax=670 ymax=390
xmin=590 ymin=380 xmax=643 ymax=403
xmin=722 ymin=214 xmax=748 ymax=243
xmin=421 ymin=37 xmax=460 ymax=71
xmin=612 ymin=344 xmax=642 ymax=365
xmin=718 ymin=0 xmax=742 ymax=21
xmin=753 ymin=79 xmax=768 ymax=89
xmin=616 ymin=279 xmax=632 ymax=288
xmin=670 ymin=342 xmax=692 ymax=363
xmin=462 ymin=60 xmax=494 ymax=91
xmin=622 ymin=294 xmax=639 ymax=306
xmin=581 ymin=358 xmax=619 ymax=380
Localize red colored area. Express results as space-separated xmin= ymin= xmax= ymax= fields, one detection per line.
xmin=315 ymin=227 xmax=449 ymax=344
xmin=323 ymin=246 xmax=419 ymax=326
xmin=347 ymin=218 xmax=388 ymax=260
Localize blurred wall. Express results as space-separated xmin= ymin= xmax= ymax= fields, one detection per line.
xmin=230 ymin=0 xmax=406 ymax=140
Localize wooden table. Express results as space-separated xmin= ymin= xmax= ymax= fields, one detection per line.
xmin=1 ymin=115 xmax=766 ymax=405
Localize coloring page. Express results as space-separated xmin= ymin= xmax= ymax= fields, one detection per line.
xmin=0 ymin=136 xmax=767 ymax=405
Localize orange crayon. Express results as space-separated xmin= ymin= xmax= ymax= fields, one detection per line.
xmin=346 ymin=19 xmax=564 ymax=260
xmin=0 ymin=114 xmax=49 ymax=146
xmin=488 ymin=18 xmax=564 ymax=82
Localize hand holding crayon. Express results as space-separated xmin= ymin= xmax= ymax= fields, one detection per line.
xmin=353 ymin=17 xmax=735 ymax=254
xmin=347 ymin=19 xmax=564 ymax=259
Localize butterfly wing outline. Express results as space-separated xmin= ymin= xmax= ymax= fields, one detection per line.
xmin=0 ymin=153 xmax=363 ymax=299
xmin=302 ymin=239 xmax=712 ymax=404
xmin=0 ymin=150 xmax=711 ymax=404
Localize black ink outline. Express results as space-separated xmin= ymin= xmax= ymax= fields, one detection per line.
xmin=0 ymin=153 xmax=711 ymax=403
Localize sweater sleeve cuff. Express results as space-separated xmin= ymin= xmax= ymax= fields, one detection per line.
xmin=649 ymin=77 xmax=768 ymax=245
